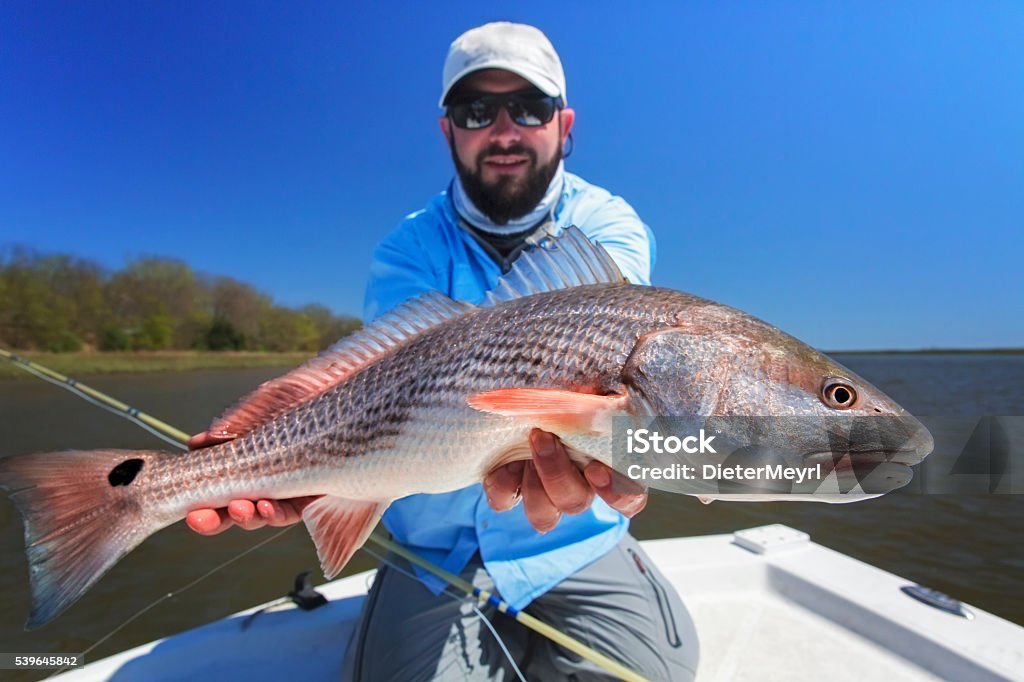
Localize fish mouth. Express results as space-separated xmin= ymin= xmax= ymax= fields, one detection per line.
xmin=803 ymin=447 xmax=925 ymax=469
xmin=799 ymin=447 xmax=923 ymax=495
xmin=801 ymin=415 xmax=935 ymax=470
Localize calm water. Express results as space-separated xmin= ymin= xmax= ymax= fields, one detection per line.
xmin=0 ymin=354 xmax=1022 ymax=677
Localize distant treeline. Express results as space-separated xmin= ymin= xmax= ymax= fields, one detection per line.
xmin=0 ymin=247 xmax=362 ymax=352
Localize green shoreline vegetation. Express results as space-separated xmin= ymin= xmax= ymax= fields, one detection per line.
xmin=0 ymin=350 xmax=314 ymax=380
xmin=1 ymin=246 xmax=361 ymax=357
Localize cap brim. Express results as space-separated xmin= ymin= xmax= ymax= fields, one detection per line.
xmin=439 ymin=62 xmax=562 ymax=107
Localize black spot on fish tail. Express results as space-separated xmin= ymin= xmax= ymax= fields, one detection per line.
xmin=108 ymin=458 xmax=144 ymax=487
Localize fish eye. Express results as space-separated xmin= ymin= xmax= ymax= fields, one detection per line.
xmin=821 ymin=380 xmax=857 ymax=409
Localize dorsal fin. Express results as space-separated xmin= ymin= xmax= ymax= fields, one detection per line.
xmin=483 ymin=226 xmax=626 ymax=306
xmin=201 ymin=292 xmax=474 ymax=442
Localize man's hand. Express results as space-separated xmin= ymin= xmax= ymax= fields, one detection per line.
xmin=482 ymin=428 xmax=647 ymax=533
xmin=185 ymin=496 xmax=320 ymax=535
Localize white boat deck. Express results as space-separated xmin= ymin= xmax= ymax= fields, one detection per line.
xmin=644 ymin=526 xmax=1021 ymax=681
xmin=57 ymin=525 xmax=1024 ymax=681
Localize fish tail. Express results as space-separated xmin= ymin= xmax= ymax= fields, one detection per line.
xmin=0 ymin=449 xmax=172 ymax=629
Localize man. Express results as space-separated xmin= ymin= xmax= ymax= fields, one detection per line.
xmin=188 ymin=22 xmax=698 ymax=681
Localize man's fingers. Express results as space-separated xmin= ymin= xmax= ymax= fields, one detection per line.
xmin=521 ymin=462 xmax=562 ymax=533
xmin=185 ymin=508 xmax=233 ymax=536
xmin=186 ymin=496 xmax=322 ymax=536
xmin=483 ymin=461 xmax=525 ymax=511
xmin=227 ymin=499 xmax=268 ymax=531
xmin=528 ymin=429 xmax=594 ymax=515
xmin=256 ymin=496 xmax=321 ymax=526
xmin=584 ymin=462 xmax=648 ymax=518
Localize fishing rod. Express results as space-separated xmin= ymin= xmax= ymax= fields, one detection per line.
xmin=0 ymin=349 xmax=649 ymax=682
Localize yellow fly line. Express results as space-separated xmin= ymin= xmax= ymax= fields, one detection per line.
xmin=0 ymin=348 xmax=649 ymax=682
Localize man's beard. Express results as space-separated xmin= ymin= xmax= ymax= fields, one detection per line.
xmin=451 ymin=141 xmax=562 ymax=226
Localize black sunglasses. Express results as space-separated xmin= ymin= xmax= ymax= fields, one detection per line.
xmin=447 ymin=91 xmax=562 ymax=130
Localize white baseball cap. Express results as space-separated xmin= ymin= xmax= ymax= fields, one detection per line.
xmin=439 ymin=22 xmax=566 ymax=107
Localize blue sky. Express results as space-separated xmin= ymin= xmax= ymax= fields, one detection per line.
xmin=1 ymin=2 xmax=1021 ymax=350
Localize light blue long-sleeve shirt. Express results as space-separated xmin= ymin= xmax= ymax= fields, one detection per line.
xmin=363 ymin=171 xmax=655 ymax=610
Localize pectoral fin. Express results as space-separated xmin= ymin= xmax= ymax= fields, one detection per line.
xmin=301 ymin=496 xmax=388 ymax=579
xmin=468 ymin=388 xmax=630 ymax=434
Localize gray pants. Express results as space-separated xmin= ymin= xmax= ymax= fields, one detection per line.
xmin=342 ymin=534 xmax=699 ymax=681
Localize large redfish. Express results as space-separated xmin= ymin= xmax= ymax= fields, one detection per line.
xmin=0 ymin=228 xmax=932 ymax=628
